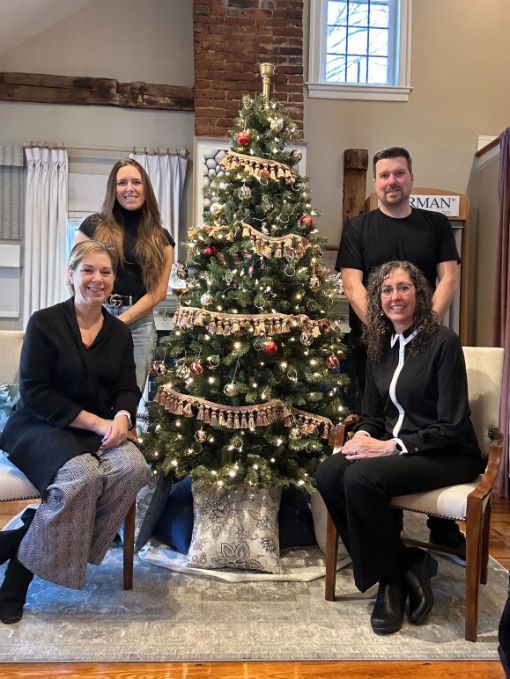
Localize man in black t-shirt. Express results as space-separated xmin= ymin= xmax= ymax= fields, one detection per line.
xmin=336 ymin=146 xmax=463 ymax=556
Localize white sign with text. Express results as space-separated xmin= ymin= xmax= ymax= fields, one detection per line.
xmin=409 ymin=194 xmax=460 ymax=217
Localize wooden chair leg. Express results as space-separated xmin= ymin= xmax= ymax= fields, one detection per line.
xmin=325 ymin=511 xmax=339 ymax=601
xmin=480 ymin=501 xmax=492 ymax=585
xmin=464 ymin=500 xmax=484 ymax=641
xmin=123 ymin=499 xmax=136 ymax=590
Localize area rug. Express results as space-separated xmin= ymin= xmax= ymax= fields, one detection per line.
xmin=0 ymin=515 xmax=506 ymax=662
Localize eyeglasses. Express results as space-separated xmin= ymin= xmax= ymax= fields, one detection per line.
xmin=381 ymin=283 xmax=414 ymax=297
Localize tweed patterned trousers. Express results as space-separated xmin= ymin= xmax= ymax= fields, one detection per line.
xmin=17 ymin=441 xmax=150 ymax=589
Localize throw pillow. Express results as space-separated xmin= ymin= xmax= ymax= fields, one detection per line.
xmin=0 ymin=383 xmax=19 ymax=435
xmin=133 ymin=471 xmax=173 ymax=551
xmin=310 ymin=491 xmax=350 ymax=561
xmin=278 ymin=485 xmax=317 ymax=549
xmin=152 ymin=477 xmax=194 ymax=554
xmin=186 ymin=484 xmax=282 ymax=573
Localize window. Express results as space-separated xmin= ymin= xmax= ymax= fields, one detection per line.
xmin=307 ymin=0 xmax=412 ymax=101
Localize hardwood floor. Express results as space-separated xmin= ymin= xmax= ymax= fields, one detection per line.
xmin=0 ymin=496 xmax=509 ymax=679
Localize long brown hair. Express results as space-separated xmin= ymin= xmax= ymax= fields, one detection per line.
xmin=93 ymin=158 xmax=167 ymax=293
xmin=363 ymin=261 xmax=439 ymax=362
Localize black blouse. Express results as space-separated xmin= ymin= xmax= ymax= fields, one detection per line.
xmin=356 ymin=325 xmax=482 ymax=461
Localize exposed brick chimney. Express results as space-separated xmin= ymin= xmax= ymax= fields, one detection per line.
xmin=193 ymin=0 xmax=304 ymax=138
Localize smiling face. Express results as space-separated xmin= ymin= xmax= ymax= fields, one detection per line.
xmin=115 ymin=164 xmax=146 ymax=211
xmin=373 ymin=156 xmax=414 ymax=216
xmin=380 ymin=267 xmax=416 ymax=334
xmin=71 ymin=250 xmax=114 ymax=308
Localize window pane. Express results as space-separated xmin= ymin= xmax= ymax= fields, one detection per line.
xmin=367 ymin=56 xmax=388 ymax=83
xmin=349 ymin=1 xmax=369 ymax=27
xmin=346 ymin=55 xmax=367 ymax=83
xmin=327 ymin=0 xmax=347 ymax=24
xmin=369 ymin=28 xmax=388 ymax=56
xmin=320 ymin=0 xmax=404 ymax=89
xmin=326 ymin=54 xmax=346 ymax=82
xmin=370 ymin=4 xmax=389 ymax=28
xmin=327 ymin=25 xmax=347 ymax=53
xmin=347 ymin=26 xmax=368 ymax=55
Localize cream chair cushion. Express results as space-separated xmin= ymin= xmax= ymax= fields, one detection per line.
xmin=0 ymin=330 xmax=40 ymax=501
xmin=391 ymin=346 xmax=504 ymax=520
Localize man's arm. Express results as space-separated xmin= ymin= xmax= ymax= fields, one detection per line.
xmin=433 ymin=260 xmax=458 ymax=321
xmin=341 ymin=268 xmax=368 ymax=325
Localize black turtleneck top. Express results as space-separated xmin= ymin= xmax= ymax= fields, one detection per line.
xmin=79 ymin=206 xmax=175 ymax=300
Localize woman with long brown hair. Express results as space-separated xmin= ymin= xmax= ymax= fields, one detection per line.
xmin=73 ymin=158 xmax=174 ymax=390
xmin=317 ymin=261 xmax=483 ymax=636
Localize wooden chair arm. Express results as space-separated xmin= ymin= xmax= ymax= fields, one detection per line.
xmin=465 ymin=436 xmax=503 ymax=503
xmin=328 ymin=414 xmax=361 ymax=448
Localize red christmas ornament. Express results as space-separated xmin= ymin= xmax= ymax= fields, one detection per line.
xmin=326 ymin=354 xmax=340 ymax=369
xmin=191 ymin=360 xmax=204 ymax=375
xmin=263 ymin=339 xmax=278 ymax=355
xmin=237 ymin=130 xmax=251 ymax=147
xmin=300 ymin=214 xmax=314 ymax=230
xmin=202 ymin=245 xmax=216 ymax=257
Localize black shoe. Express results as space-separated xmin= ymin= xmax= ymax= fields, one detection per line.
xmin=0 ymin=556 xmax=34 ymax=624
xmin=370 ymin=582 xmax=407 ymax=635
xmin=404 ymin=547 xmax=438 ymax=625
xmin=428 ymin=517 xmax=466 ymax=566
xmin=0 ymin=509 xmax=34 ymax=566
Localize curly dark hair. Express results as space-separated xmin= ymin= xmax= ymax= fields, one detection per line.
xmin=363 ymin=261 xmax=439 ymax=362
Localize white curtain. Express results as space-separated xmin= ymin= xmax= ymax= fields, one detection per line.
xmin=23 ymin=148 xmax=68 ymax=328
xmin=130 ymin=152 xmax=188 ymax=262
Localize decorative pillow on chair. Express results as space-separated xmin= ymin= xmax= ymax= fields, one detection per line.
xmin=0 ymin=384 xmax=19 ymax=434
xmin=186 ymin=484 xmax=282 ymax=573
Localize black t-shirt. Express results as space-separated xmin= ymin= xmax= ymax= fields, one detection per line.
xmin=79 ymin=206 xmax=175 ymax=300
xmin=336 ymin=207 xmax=460 ymax=334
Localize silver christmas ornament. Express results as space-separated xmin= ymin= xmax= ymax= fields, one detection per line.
xmin=223 ymin=383 xmax=239 ymax=397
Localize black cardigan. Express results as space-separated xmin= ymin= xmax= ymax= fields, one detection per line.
xmin=0 ymin=298 xmax=141 ymax=492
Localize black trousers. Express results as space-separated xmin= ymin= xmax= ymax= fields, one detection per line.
xmin=316 ymin=450 xmax=481 ymax=592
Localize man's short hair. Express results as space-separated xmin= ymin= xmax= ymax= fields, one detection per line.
xmin=373 ymin=147 xmax=412 ymax=174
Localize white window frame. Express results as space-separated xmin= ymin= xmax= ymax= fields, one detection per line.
xmin=307 ymin=0 xmax=413 ymax=102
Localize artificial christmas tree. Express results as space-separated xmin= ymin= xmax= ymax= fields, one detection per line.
xmin=141 ymin=66 xmax=348 ymax=560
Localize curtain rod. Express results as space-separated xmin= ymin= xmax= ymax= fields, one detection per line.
xmin=22 ymin=142 xmax=188 ymax=158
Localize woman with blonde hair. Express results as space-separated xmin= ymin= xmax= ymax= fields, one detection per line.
xmin=0 ymin=241 xmax=149 ymax=624
xmin=73 ymin=158 xmax=174 ymax=390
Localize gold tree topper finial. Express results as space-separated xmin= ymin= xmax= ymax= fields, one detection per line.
xmin=259 ymin=63 xmax=275 ymax=103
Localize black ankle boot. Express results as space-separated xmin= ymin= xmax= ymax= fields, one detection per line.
xmin=0 ymin=509 xmax=35 ymax=566
xmin=404 ymin=547 xmax=438 ymax=625
xmin=370 ymin=582 xmax=407 ymax=635
xmin=0 ymin=556 xmax=34 ymax=624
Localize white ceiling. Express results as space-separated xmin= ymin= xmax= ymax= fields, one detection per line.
xmin=0 ymin=0 xmax=92 ymax=56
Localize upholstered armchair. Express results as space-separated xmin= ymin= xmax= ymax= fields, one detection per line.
xmin=324 ymin=346 xmax=505 ymax=641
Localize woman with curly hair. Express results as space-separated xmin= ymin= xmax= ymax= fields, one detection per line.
xmin=73 ymin=158 xmax=174 ymax=391
xmin=316 ymin=261 xmax=483 ymax=635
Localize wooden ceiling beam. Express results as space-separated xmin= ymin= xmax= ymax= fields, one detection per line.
xmin=0 ymin=72 xmax=194 ymax=111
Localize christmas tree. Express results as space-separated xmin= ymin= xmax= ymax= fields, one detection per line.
xmin=141 ymin=65 xmax=348 ymax=494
